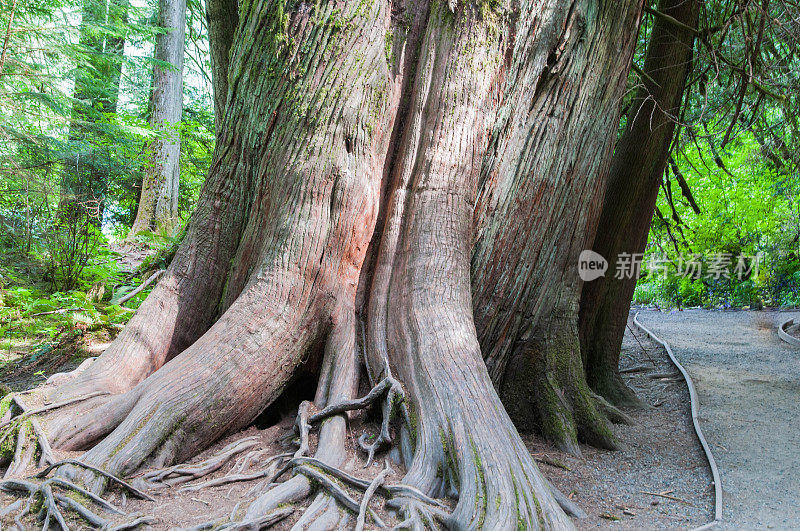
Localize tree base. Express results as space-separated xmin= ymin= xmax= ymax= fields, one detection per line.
xmin=500 ymin=311 xmax=631 ymax=456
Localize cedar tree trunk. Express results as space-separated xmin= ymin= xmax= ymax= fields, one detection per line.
xmin=129 ymin=0 xmax=186 ymax=236
xmin=4 ymin=0 xmax=650 ymax=527
xmin=207 ymin=0 xmax=238 ymax=131
xmin=578 ymin=0 xmax=700 ymax=407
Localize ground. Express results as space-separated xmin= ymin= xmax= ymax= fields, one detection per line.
xmin=0 ymin=311 xmax=717 ymax=529
xmin=637 ymin=309 xmax=800 ymax=530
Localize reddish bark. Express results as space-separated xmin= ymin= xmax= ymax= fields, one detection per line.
xmin=1 ymin=0 xmax=656 ymax=527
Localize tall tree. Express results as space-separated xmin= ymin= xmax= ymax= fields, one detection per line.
xmin=62 ymin=0 xmax=129 ymax=218
xmin=2 ymin=0 xmax=647 ymax=527
xmin=129 ymin=0 xmax=186 ymax=236
xmin=206 ymin=0 xmax=237 ymax=131
xmin=579 ymin=0 xmax=701 ymax=406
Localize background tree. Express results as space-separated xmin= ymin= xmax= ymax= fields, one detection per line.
xmin=128 ymin=0 xmax=186 ymax=236
xmin=62 ymin=0 xmax=130 ymax=219
xmin=579 ymin=0 xmax=701 ymax=407
xmin=206 ymin=0 xmax=237 ymax=131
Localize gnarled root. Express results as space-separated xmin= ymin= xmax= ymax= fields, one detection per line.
xmin=0 ymin=392 xmax=107 ymax=478
xmin=137 ymin=436 xmax=261 ymax=489
xmin=0 ymin=477 xmax=151 ymax=530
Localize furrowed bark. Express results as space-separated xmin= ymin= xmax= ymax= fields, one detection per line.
xmin=4 ymin=1 xmax=666 ymax=529
xmin=578 ymin=0 xmax=700 ymax=407
xmin=50 ymin=143 xmax=254 ymax=400
xmin=51 ymin=0 xmax=397 ymax=489
xmin=129 ymin=0 xmax=186 ymax=236
xmin=364 ymin=1 xmax=575 ymax=526
xmin=470 ymin=0 xmax=642 ymax=453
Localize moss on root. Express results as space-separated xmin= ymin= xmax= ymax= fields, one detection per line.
xmin=500 ymin=315 xmax=620 ymax=455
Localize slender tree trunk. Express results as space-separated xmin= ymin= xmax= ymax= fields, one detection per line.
xmin=4 ymin=0 xmax=657 ymax=527
xmin=579 ymin=0 xmax=700 ymax=406
xmin=129 ymin=0 xmax=186 ymax=237
xmin=206 ymin=0 xmax=238 ymax=131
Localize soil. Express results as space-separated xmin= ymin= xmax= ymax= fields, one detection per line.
xmin=0 ymin=313 xmax=716 ymax=529
xmin=531 ymin=314 xmax=714 ymax=530
xmin=637 ymin=309 xmax=800 ymax=530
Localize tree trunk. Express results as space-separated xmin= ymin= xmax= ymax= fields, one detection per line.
xmin=206 ymin=0 xmax=238 ymax=131
xmin=129 ymin=0 xmax=186 ymax=237
xmin=578 ymin=0 xmax=700 ymax=407
xmin=4 ymin=0 xmax=653 ymax=527
xmin=469 ymin=0 xmax=643 ymax=455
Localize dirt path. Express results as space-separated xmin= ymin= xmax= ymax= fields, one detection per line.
xmin=637 ymin=309 xmax=800 ymax=530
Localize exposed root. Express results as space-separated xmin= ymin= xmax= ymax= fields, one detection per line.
xmin=45 ymin=357 xmax=96 ymax=387
xmin=294 ymin=465 xmax=386 ymax=528
xmin=355 ymin=460 xmax=391 ymax=531
xmin=0 ymin=476 xmax=154 ymax=530
xmin=0 ymin=391 xmax=116 ymax=479
xmin=543 ymin=477 xmax=587 ymax=519
xmin=178 ymin=453 xmax=290 ymax=492
xmin=294 ymin=375 xmax=408 ymax=466
xmin=0 ymin=391 xmax=109 ymax=431
xmin=37 ymin=458 xmax=155 ymax=501
xmin=107 ymin=513 xmax=157 ymax=530
xmin=138 ymin=436 xmax=260 ymax=489
xmin=212 ymin=506 xmax=294 ymax=531
xmin=385 ymin=497 xmax=449 ymax=530
xmin=293 ymin=401 xmax=313 ymax=458
xmin=590 ymin=391 xmax=634 ymax=425
xmin=273 ymin=456 xmax=445 ymax=509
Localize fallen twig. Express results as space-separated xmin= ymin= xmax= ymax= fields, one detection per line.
xmin=640 ymin=490 xmax=695 ymax=505
xmin=37 ymin=458 xmax=155 ymax=501
xmin=118 ymin=269 xmax=165 ymax=305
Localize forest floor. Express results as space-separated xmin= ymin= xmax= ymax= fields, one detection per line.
xmin=637 ymin=309 xmax=800 ymax=530
xmin=0 ymin=310 xmax=720 ymax=529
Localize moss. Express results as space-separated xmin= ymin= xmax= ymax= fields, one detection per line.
xmin=0 ymin=394 xmax=13 ymax=419
xmin=0 ymin=423 xmax=19 ymax=458
xmin=110 ymin=408 xmax=157 ymax=457
xmin=469 ymin=436 xmax=487 ymax=527
xmin=439 ymin=427 xmax=460 ymax=491
xmin=384 ymin=28 xmax=394 ymax=65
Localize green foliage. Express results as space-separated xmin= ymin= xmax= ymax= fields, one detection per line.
xmin=635 ymin=129 xmax=800 ymax=308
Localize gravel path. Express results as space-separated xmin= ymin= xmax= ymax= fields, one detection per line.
xmin=636 ymin=309 xmax=800 ymax=530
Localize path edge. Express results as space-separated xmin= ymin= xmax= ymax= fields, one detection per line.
xmin=632 ymin=311 xmax=723 ymax=529
xmin=778 ymin=318 xmax=800 ymax=348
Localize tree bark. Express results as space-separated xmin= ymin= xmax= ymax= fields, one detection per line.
xmin=578 ymin=0 xmax=700 ymax=407
xmin=129 ymin=0 xmax=186 ymax=237
xmin=206 ymin=0 xmax=238 ymax=131
xmin=469 ymin=0 xmax=643 ymax=454
xmin=4 ymin=0 xmax=656 ymax=527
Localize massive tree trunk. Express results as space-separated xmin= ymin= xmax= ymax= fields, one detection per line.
xmin=3 ymin=0 xmax=648 ymax=527
xmin=579 ymin=0 xmax=700 ymax=407
xmin=129 ymin=0 xmax=186 ymax=236
xmin=470 ymin=0 xmax=642 ymax=455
